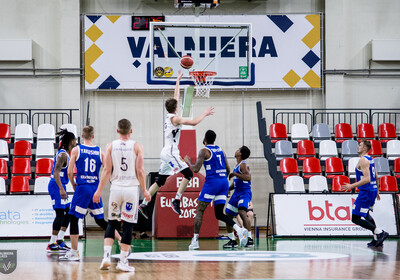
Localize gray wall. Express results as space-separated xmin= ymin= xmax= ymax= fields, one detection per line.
xmin=1 ymin=0 xmax=399 ymax=228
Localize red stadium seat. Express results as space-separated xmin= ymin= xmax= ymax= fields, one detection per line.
xmin=325 ymin=157 xmax=344 ymax=178
xmin=394 ymin=158 xmax=400 ymax=178
xmin=0 ymin=159 xmax=8 ymax=179
xmin=379 ymin=176 xmax=398 ymax=192
xmin=302 ymin=157 xmax=322 ymax=178
xmin=10 ymin=176 xmax=30 ymax=193
xmin=35 ymin=158 xmax=53 ymax=177
xmin=0 ymin=123 xmax=11 ymax=143
xmin=13 ymin=140 xmax=32 ymax=158
xmin=331 ymin=175 xmax=351 ymax=192
xmin=357 ymin=123 xmax=375 ymax=141
xmin=12 ymin=158 xmax=31 ymax=176
xmin=335 ymin=123 xmax=353 ymax=143
xmin=296 ymin=140 xmax=315 ymax=160
xmin=269 ymin=123 xmax=288 ymax=143
xmin=280 ymin=158 xmax=298 ymax=179
xmin=368 ymin=140 xmax=383 ymax=158
xmin=378 ymin=123 xmax=397 ymax=143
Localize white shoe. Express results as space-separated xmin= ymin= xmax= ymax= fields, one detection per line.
xmin=100 ymin=257 xmax=111 ymax=270
xmin=188 ymin=238 xmax=199 ymax=250
xmin=237 ymin=228 xmax=248 ymax=247
xmin=59 ymin=250 xmax=80 ymax=261
xmin=118 ymin=241 xmax=132 ymax=257
xmin=116 ymin=261 xmax=135 ymax=272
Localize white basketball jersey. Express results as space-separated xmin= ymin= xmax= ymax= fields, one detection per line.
xmin=110 ymin=139 xmax=139 ymax=188
xmin=164 ymin=113 xmax=182 ymax=148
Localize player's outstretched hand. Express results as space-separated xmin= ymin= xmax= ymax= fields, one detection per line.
xmin=93 ymin=191 xmax=101 ymax=203
xmin=341 ymin=183 xmax=351 ymax=191
xmin=204 ymin=106 xmax=214 ymax=117
xmin=177 ymin=70 xmax=183 ymax=81
xmin=143 ymin=190 xmax=151 ymax=203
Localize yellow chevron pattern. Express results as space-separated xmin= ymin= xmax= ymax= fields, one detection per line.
xmin=85 ymin=44 xmax=103 ymax=84
xmin=302 ymin=15 xmax=320 ymax=49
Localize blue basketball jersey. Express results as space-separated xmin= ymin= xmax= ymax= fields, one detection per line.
xmin=203 ymin=145 xmax=227 ymax=180
xmin=76 ymin=144 xmax=102 ymax=186
xmin=355 ymin=155 xmax=377 ymax=191
xmin=50 ymin=149 xmax=70 ymax=185
xmin=233 ymin=160 xmax=251 ymax=192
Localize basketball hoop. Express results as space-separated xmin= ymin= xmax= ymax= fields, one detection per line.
xmin=189 ymin=71 xmax=217 ymax=98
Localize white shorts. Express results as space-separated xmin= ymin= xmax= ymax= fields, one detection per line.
xmin=108 ymin=185 xmax=139 ymax=223
xmin=159 ymin=146 xmax=189 ymax=175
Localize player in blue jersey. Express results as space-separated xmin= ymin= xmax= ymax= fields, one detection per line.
xmin=184 ymin=130 xmax=248 ymax=250
xmin=224 ymin=146 xmax=253 ymax=248
xmin=342 ymin=140 xmax=389 ymax=247
xmin=46 ymin=129 xmax=76 ymax=253
xmin=60 ymin=126 xmax=121 ymax=261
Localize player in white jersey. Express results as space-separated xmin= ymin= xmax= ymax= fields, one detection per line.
xmin=93 ymin=119 xmax=151 ymax=272
xmin=139 ymin=71 xmax=214 ymax=218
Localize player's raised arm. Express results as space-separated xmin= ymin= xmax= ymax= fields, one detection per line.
xmin=173 ymin=70 xmax=183 ymax=101
xmin=93 ymin=143 xmax=112 ymax=203
xmin=67 ymin=146 xmax=79 ymax=189
xmin=134 ymin=142 xmax=151 ymax=202
xmin=184 ymin=148 xmax=210 ymax=173
xmin=172 ymin=106 xmax=214 ymax=126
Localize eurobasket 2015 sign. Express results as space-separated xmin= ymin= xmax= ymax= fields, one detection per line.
xmin=84 ymin=14 xmax=321 ymax=90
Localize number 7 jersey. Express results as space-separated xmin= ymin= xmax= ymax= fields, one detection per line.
xmin=110 ymin=139 xmax=139 ymax=188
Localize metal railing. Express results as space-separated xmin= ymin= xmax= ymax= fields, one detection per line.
xmin=0 ymin=109 xmax=79 ymax=135
xmin=265 ymin=108 xmax=400 ymax=135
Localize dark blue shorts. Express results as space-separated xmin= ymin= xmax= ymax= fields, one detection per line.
xmin=48 ymin=180 xmax=70 ymax=210
xmin=69 ymin=184 xmax=104 ymax=219
xmin=353 ymin=189 xmax=377 ymax=217
xmin=225 ymin=190 xmax=252 ymax=216
xmin=198 ymin=178 xmax=229 ymax=205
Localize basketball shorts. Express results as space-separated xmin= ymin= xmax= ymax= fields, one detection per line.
xmin=48 ymin=180 xmax=70 ymax=210
xmin=225 ymin=190 xmax=252 ymax=217
xmin=69 ymin=184 xmax=104 ymax=219
xmin=108 ymin=185 xmax=139 ymax=223
xmin=159 ymin=146 xmax=189 ymax=175
xmin=198 ymin=178 xmax=229 ymax=205
xmin=353 ymin=189 xmax=377 ymax=217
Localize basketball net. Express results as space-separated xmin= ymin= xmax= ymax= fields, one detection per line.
xmin=189 ymin=71 xmax=217 ymax=98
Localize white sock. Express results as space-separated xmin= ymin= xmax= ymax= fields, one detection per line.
xmin=142 ymin=200 xmax=149 ymax=206
xmin=248 ymin=231 xmax=252 ymax=239
xmin=120 ymin=250 xmax=129 ymax=263
xmin=58 ymin=230 xmax=65 ymax=240
xmin=374 ymin=228 xmax=383 ymax=235
xmin=233 ymin=224 xmax=241 ymax=232
xmin=175 ymin=193 xmax=182 ymax=200
xmin=104 ymin=245 xmax=112 ymax=259
xmin=50 ymin=235 xmax=57 ymax=244
xmin=71 ymin=249 xmax=77 ymax=254
xmin=373 ymin=234 xmax=377 ymax=240
xmin=194 ymin=233 xmax=199 ymax=241
xmin=228 ymin=232 xmax=235 ymax=240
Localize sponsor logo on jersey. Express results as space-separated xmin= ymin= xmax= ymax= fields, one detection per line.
xmin=126 ymin=202 xmax=133 ymax=211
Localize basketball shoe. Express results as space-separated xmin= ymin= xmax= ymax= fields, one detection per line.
xmin=375 ymin=231 xmax=389 ymax=247
xmin=46 ymin=243 xmax=60 ymax=253
xmin=138 ymin=204 xmax=149 ymax=219
xmin=59 ymin=250 xmax=80 ymax=261
xmin=246 ymin=238 xmax=254 ymax=247
xmin=57 ymin=239 xmax=71 ymax=251
xmin=116 ymin=261 xmax=135 ymax=272
xmin=237 ymin=228 xmax=248 ymax=247
xmin=189 ymin=238 xmax=199 ymax=250
xmin=223 ymin=239 xmax=238 ymax=249
xmin=171 ymin=199 xmax=182 ymax=215
xmin=100 ymin=257 xmax=111 ymax=270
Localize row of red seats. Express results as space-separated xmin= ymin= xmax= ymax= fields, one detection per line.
xmin=0 ymin=158 xmax=54 ymax=179
xmin=270 ymin=122 xmax=397 ymax=143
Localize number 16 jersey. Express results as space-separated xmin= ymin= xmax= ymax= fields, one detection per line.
xmin=76 ymin=144 xmax=102 ymax=186
xmin=110 ymin=139 xmax=139 ymax=188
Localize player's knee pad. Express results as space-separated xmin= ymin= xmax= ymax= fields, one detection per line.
xmin=181 ymin=167 xmax=193 ymax=181
xmin=52 ymin=209 xmax=65 ymax=231
xmin=121 ymin=222 xmax=134 ymax=245
xmin=95 ymin=218 xmax=108 ymax=230
xmin=69 ymin=215 xmax=79 ymax=235
xmin=214 ymin=204 xmax=225 ymax=220
xmin=156 ymin=175 xmax=169 ymax=187
xmin=105 ymin=220 xmax=119 ymax=239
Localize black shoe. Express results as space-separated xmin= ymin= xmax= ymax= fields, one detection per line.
xmin=223 ymin=239 xmax=238 ymax=249
xmin=375 ymin=231 xmax=389 ymax=247
xmin=138 ymin=204 xmax=149 ymax=219
xmin=246 ymin=238 xmax=254 ymax=247
xmin=367 ymin=239 xmax=377 ymax=247
xmin=140 ymin=232 xmax=149 ymax=239
xmin=171 ymin=199 xmax=182 ymax=215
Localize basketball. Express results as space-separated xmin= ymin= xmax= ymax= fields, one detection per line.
xmin=180 ymin=55 xmax=194 ymax=69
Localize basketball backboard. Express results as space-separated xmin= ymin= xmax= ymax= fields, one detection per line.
xmin=148 ymin=22 xmax=254 ymax=87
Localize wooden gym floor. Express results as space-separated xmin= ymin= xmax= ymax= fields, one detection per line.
xmin=0 ymin=232 xmax=399 ymax=280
